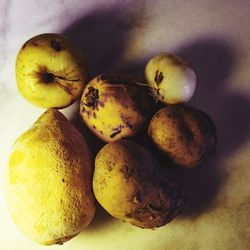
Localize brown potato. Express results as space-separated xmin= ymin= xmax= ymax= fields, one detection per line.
xmin=93 ymin=139 xmax=186 ymax=228
xmin=148 ymin=105 xmax=217 ymax=168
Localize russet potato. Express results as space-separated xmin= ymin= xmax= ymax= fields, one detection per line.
xmin=148 ymin=105 xmax=217 ymax=168
xmin=93 ymin=139 xmax=186 ymax=228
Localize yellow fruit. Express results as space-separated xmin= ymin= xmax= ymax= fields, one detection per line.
xmin=93 ymin=139 xmax=186 ymax=228
xmin=80 ymin=74 xmax=152 ymax=142
xmin=148 ymin=105 xmax=217 ymax=168
xmin=16 ymin=33 xmax=87 ymax=108
xmin=4 ymin=109 xmax=95 ymax=245
xmin=145 ymin=53 xmax=196 ymax=104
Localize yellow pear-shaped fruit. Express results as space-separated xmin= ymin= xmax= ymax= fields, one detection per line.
xmin=4 ymin=109 xmax=95 ymax=245
xmin=16 ymin=33 xmax=87 ymax=108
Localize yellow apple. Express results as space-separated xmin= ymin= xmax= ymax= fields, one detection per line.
xmin=16 ymin=33 xmax=87 ymax=108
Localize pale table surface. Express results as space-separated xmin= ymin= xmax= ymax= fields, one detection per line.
xmin=0 ymin=1 xmax=250 ymax=249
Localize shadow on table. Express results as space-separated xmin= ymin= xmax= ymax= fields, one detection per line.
xmin=62 ymin=3 xmax=147 ymax=230
xmin=63 ymin=3 xmax=146 ymax=79
xmin=121 ymin=36 xmax=250 ymax=218
xmin=169 ymin=37 xmax=250 ymax=218
xmin=63 ymin=6 xmax=250 ymax=222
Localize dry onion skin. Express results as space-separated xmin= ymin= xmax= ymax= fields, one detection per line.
xmin=145 ymin=53 xmax=196 ymax=104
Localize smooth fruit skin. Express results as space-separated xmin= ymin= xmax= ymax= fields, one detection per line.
xmin=145 ymin=53 xmax=196 ymax=104
xmin=16 ymin=33 xmax=87 ymax=108
xmin=148 ymin=105 xmax=217 ymax=168
xmin=80 ymin=74 xmax=152 ymax=142
xmin=93 ymin=139 xmax=186 ymax=228
xmin=4 ymin=109 xmax=96 ymax=245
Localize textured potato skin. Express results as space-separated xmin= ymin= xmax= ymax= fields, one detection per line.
xmin=4 ymin=109 xmax=96 ymax=245
xmin=80 ymin=74 xmax=152 ymax=142
xmin=93 ymin=139 xmax=186 ymax=228
xmin=148 ymin=105 xmax=217 ymax=168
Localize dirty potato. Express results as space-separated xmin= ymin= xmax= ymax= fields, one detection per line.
xmin=93 ymin=139 xmax=186 ymax=228
xmin=80 ymin=74 xmax=152 ymax=142
xmin=148 ymin=105 xmax=217 ymax=168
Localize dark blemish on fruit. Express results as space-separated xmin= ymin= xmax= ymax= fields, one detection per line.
xmin=61 ymin=178 xmax=65 ymax=183
xmin=36 ymin=66 xmax=79 ymax=89
xmin=178 ymin=120 xmax=194 ymax=143
xmin=154 ymin=70 xmax=164 ymax=85
xmin=56 ymin=241 xmax=64 ymax=245
xmin=120 ymin=165 xmax=134 ymax=179
xmin=110 ymin=130 xmax=121 ymax=138
xmin=126 ymin=208 xmax=146 ymax=223
xmin=40 ymin=72 xmax=55 ymax=83
xmin=93 ymin=125 xmax=96 ymax=129
xmin=168 ymin=138 xmax=176 ymax=149
xmin=126 ymin=121 xmax=133 ymax=129
xmin=93 ymin=112 xmax=97 ymax=119
xmin=81 ymin=106 xmax=85 ymax=113
xmin=99 ymin=130 xmax=103 ymax=134
xmin=32 ymin=42 xmax=38 ymax=47
xmin=98 ymin=101 xmax=105 ymax=107
xmin=55 ymin=75 xmax=79 ymax=82
xmin=107 ymin=164 xmax=112 ymax=172
xmin=86 ymin=111 xmax=91 ymax=119
xmin=51 ymin=40 xmax=62 ymax=51
xmin=156 ymin=88 xmax=160 ymax=96
xmin=146 ymin=203 xmax=163 ymax=213
xmin=112 ymin=124 xmax=125 ymax=137
xmin=133 ymin=191 xmax=142 ymax=204
xmin=84 ymin=87 xmax=99 ymax=109
xmin=120 ymin=116 xmax=134 ymax=129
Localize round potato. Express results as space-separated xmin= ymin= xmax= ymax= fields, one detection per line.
xmin=148 ymin=105 xmax=217 ymax=168
xmin=93 ymin=139 xmax=186 ymax=228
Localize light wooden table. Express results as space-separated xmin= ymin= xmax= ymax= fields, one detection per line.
xmin=0 ymin=1 xmax=249 ymax=249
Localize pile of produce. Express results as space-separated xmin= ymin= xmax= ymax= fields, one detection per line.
xmin=4 ymin=33 xmax=216 ymax=245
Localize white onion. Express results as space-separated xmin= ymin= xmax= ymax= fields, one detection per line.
xmin=145 ymin=53 xmax=196 ymax=104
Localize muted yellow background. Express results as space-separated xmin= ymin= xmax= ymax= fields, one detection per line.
xmin=0 ymin=0 xmax=250 ymax=249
